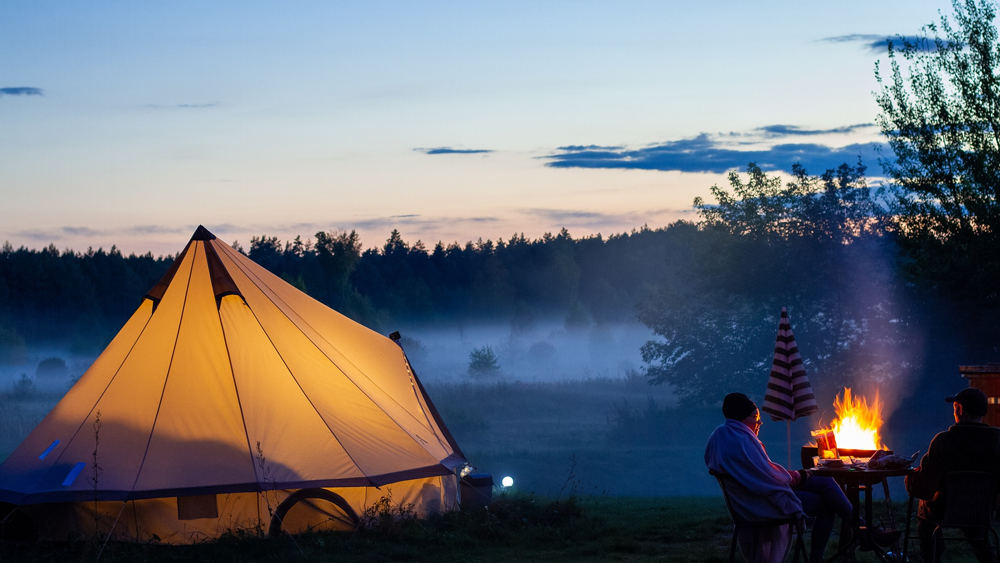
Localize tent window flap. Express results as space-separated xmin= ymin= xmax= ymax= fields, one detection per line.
xmin=177 ymin=494 xmax=219 ymax=520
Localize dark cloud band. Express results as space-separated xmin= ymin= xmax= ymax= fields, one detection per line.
xmin=544 ymin=133 xmax=887 ymax=175
xmin=417 ymin=147 xmax=493 ymax=155
xmin=756 ymin=123 xmax=874 ymax=137
xmin=0 ymin=87 xmax=43 ymax=96
xmin=821 ymin=34 xmax=944 ymax=53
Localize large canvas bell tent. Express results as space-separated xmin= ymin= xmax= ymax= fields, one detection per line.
xmin=0 ymin=226 xmax=466 ymax=543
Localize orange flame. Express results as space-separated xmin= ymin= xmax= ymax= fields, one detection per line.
xmin=823 ymin=388 xmax=886 ymax=451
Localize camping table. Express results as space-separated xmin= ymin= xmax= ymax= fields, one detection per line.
xmin=808 ymin=467 xmax=913 ymax=563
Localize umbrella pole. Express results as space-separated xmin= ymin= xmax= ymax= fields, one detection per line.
xmin=786 ymin=419 xmax=792 ymax=469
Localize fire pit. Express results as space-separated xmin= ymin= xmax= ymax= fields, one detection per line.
xmin=801 ymin=388 xmax=890 ymax=469
xmin=801 ymin=446 xmax=892 ymax=469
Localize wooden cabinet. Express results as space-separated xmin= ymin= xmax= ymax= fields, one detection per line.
xmin=960 ymin=364 xmax=1000 ymax=427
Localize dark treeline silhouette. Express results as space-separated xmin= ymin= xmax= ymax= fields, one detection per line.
xmin=0 ymin=244 xmax=173 ymax=357
xmin=0 ymin=225 xmax=685 ymax=357
xmin=242 ymin=226 xmax=690 ymax=330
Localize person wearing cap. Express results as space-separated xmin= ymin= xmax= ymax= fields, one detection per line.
xmin=907 ymin=387 xmax=1000 ymax=563
xmin=706 ymin=392 xmax=877 ymax=563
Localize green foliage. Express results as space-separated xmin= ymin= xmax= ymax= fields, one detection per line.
xmin=643 ymin=162 xmax=908 ymax=404
xmin=694 ymin=161 xmax=884 ymax=241
xmin=468 ymin=345 xmax=501 ymax=379
xmin=694 ymin=162 xmax=795 ymax=238
xmin=875 ymin=0 xmax=1000 ymax=304
xmin=640 ymin=296 xmax=783 ymax=403
xmin=359 ymin=491 xmax=418 ymax=538
xmin=0 ymin=243 xmax=173 ymax=345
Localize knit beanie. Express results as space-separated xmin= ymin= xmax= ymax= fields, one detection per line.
xmin=723 ymin=393 xmax=758 ymax=421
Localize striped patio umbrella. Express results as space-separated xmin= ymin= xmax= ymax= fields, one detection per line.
xmin=761 ymin=307 xmax=818 ymax=467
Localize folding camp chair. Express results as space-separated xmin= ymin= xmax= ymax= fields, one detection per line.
xmin=904 ymin=470 xmax=1000 ymax=563
xmin=710 ymin=469 xmax=809 ymax=563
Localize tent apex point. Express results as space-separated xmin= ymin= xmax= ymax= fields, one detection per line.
xmin=191 ymin=225 xmax=217 ymax=241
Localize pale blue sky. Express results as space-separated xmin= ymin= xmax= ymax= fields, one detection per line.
xmin=1 ymin=0 xmax=951 ymax=255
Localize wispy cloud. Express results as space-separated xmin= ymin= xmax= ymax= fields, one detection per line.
xmin=15 ymin=226 xmax=103 ymax=240
xmin=61 ymin=227 xmax=103 ymax=237
xmin=416 ymin=147 xmax=494 ymax=155
xmin=755 ymin=123 xmax=874 ymax=137
xmin=545 ymin=133 xmax=887 ymax=175
xmin=145 ymin=102 xmax=220 ymax=109
xmin=557 ymin=144 xmax=624 ymax=151
xmin=16 ymin=224 xmax=204 ymax=242
xmin=123 ymin=225 xmax=193 ymax=236
xmin=0 ymin=87 xmax=43 ymax=96
xmin=821 ymin=34 xmax=944 ymax=53
xmin=522 ymin=209 xmax=610 ymax=221
xmin=350 ymin=215 xmax=500 ymax=232
xmin=519 ymin=207 xmax=686 ymax=232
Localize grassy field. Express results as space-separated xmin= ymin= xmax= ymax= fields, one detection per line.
xmin=0 ymin=369 xmax=980 ymax=561
xmin=0 ymin=495 xmax=745 ymax=562
xmin=2 ymin=493 xmax=989 ymax=563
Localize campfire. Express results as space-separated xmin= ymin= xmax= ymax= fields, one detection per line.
xmin=826 ymin=388 xmax=886 ymax=452
xmin=802 ymin=387 xmax=890 ymax=467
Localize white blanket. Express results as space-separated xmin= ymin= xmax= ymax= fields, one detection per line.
xmin=706 ymin=419 xmax=803 ymax=563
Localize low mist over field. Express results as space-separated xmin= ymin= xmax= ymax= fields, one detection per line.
xmin=0 ymin=317 xmax=961 ymax=500
xmin=395 ymin=320 xmax=654 ymax=383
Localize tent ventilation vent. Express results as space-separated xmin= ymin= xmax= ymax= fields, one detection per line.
xmin=177 ymin=494 xmax=219 ymax=520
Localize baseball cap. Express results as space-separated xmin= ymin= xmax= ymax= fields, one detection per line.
xmin=946 ymin=387 xmax=989 ymax=418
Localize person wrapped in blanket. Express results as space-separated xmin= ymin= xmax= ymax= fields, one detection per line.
xmin=705 ymin=393 xmax=899 ymax=563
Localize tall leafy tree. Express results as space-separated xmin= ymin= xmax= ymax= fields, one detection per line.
xmin=642 ymin=163 xmax=900 ymax=404
xmin=693 ymin=163 xmax=798 ymax=238
xmin=875 ymin=0 xmax=1000 ymax=302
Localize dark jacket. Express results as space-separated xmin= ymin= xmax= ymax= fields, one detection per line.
xmin=905 ymin=422 xmax=1000 ymax=519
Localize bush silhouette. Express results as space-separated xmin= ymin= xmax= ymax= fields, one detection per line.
xmin=468 ymin=346 xmax=501 ymax=379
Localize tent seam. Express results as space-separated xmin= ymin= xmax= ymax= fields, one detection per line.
xmin=24 ymin=302 xmax=157 ymax=499
xmin=215 ymin=291 xmax=261 ymax=493
xmin=216 ymin=243 xmax=444 ymax=453
xmin=236 ymin=278 xmax=373 ymax=485
xmin=126 ymin=242 xmax=200 ymax=498
xmin=400 ymin=351 xmax=451 ymax=454
xmin=405 ymin=353 xmax=466 ymax=460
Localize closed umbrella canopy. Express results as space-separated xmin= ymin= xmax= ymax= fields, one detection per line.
xmin=761 ymin=307 xmax=818 ymax=422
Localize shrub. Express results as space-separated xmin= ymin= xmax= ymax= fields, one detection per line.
xmin=359 ymin=492 xmax=418 ymax=538
xmin=8 ymin=374 xmax=35 ymax=400
xmin=467 ymin=346 xmax=501 ymax=379
xmin=36 ymin=357 xmax=68 ymax=379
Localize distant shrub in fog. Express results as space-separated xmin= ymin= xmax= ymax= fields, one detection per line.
xmin=527 ymin=341 xmax=556 ymax=363
xmin=36 ymin=357 xmax=68 ymax=379
xmin=7 ymin=374 xmax=36 ymax=400
xmin=0 ymin=325 xmax=27 ymax=365
xmin=606 ymin=397 xmax=675 ymax=444
xmin=467 ymin=346 xmax=501 ymax=379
